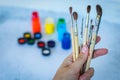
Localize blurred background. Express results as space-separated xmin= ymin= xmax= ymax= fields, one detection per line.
xmin=0 ymin=0 xmax=120 ymax=80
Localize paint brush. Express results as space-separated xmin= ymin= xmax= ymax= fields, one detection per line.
xmin=69 ymin=7 xmax=76 ymax=61
xmin=81 ymin=18 xmax=84 ymax=39
xmin=87 ymin=19 xmax=94 ymax=47
xmin=85 ymin=4 xmax=102 ymax=72
xmin=73 ymin=12 xmax=79 ymax=59
xmin=69 ymin=7 xmax=73 ymax=27
xmin=83 ymin=5 xmax=91 ymax=46
xmin=80 ymin=18 xmax=84 ymax=48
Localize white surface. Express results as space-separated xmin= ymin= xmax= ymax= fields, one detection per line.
xmin=0 ymin=0 xmax=120 ymax=80
xmin=0 ymin=0 xmax=120 ymax=24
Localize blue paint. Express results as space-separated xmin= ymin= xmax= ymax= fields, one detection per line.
xmin=34 ymin=32 xmax=42 ymax=39
xmin=61 ymin=32 xmax=71 ymax=50
xmin=57 ymin=24 xmax=66 ymax=41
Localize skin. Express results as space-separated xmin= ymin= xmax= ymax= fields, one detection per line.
xmin=53 ymin=36 xmax=108 ymax=80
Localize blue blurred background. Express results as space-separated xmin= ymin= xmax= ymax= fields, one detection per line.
xmin=0 ymin=0 xmax=120 ymax=80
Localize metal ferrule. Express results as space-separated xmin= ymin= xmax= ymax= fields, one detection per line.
xmin=74 ymin=27 xmax=78 ymax=36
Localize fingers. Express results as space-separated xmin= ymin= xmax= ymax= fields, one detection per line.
xmin=93 ymin=36 xmax=108 ymax=58
xmin=71 ymin=45 xmax=88 ymax=72
xmin=79 ymin=68 xmax=94 ymax=80
xmin=93 ymin=48 xmax=108 ymax=59
xmin=87 ymin=36 xmax=100 ymax=47
xmin=61 ymin=53 xmax=73 ymax=67
xmin=96 ymin=36 xmax=101 ymax=44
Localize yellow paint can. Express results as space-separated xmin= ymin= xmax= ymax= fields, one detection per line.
xmin=45 ymin=18 xmax=55 ymax=34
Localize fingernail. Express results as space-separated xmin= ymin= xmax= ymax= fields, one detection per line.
xmin=81 ymin=45 xmax=88 ymax=54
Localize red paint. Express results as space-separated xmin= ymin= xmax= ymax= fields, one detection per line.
xmin=39 ymin=43 xmax=45 ymax=47
xmin=19 ymin=39 xmax=25 ymax=43
xmin=18 ymin=38 xmax=26 ymax=44
xmin=32 ymin=11 xmax=41 ymax=34
xmin=38 ymin=42 xmax=45 ymax=48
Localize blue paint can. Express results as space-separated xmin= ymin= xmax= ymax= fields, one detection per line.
xmin=57 ymin=24 xmax=66 ymax=41
xmin=62 ymin=32 xmax=71 ymax=50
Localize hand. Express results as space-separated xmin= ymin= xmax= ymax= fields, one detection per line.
xmin=53 ymin=36 xmax=108 ymax=80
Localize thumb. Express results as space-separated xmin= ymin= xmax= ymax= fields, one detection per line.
xmin=71 ymin=45 xmax=88 ymax=72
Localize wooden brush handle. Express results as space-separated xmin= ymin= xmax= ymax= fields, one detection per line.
xmin=85 ymin=43 xmax=94 ymax=71
xmin=83 ymin=27 xmax=88 ymax=45
xmin=85 ymin=33 xmax=96 ymax=72
xmin=75 ymin=36 xmax=79 ymax=59
xmin=71 ymin=27 xmax=76 ymax=61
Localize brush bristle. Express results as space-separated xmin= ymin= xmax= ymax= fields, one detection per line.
xmin=87 ymin=5 xmax=91 ymax=13
xmin=69 ymin=7 xmax=72 ymax=14
xmin=73 ymin=12 xmax=78 ymax=20
xmin=96 ymin=4 xmax=102 ymax=16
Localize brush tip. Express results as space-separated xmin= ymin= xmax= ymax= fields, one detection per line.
xmin=73 ymin=12 xmax=78 ymax=20
xmin=96 ymin=4 xmax=102 ymax=16
xmin=87 ymin=5 xmax=91 ymax=13
xmin=69 ymin=7 xmax=72 ymax=14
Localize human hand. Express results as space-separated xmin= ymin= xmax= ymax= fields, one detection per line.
xmin=53 ymin=36 xmax=108 ymax=80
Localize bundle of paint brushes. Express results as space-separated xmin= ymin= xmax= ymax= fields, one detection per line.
xmin=69 ymin=4 xmax=102 ymax=73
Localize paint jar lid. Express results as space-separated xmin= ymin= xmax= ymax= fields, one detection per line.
xmin=57 ymin=18 xmax=65 ymax=24
xmin=32 ymin=11 xmax=39 ymax=18
xmin=45 ymin=17 xmax=54 ymax=24
xmin=37 ymin=41 xmax=45 ymax=48
xmin=24 ymin=32 xmax=31 ymax=39
xmin=27 ymin=38 xmax=35 ymax=45
xmin=57 ymin=18 xmax=66 ymax=31
xmin=18 ymin=38 xmax=26 ymax=44
xmin=34 ymin=32 xmax=42 ymax=39
xmin=42 ymin=48 xmax=51 ymax=56
xmin=47 ymin=40 xmax=55 ymax=48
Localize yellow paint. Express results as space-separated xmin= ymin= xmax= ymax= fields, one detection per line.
xmin=25 ymin=34 xmax=31 ymax=38
xmin=45 ymin=23 xmax=55 ymax=34
xmin=45 ymin=18 xmax=55 ymax=34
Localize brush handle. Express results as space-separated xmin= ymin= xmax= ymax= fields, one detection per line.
xmin=74 ymin=21 xmax=79 ymax=59
xmin=70 ymin=27 xmax=76 ymax=61
xmin=75 ymin=35 xmax=79 ymax=59
xmin=87 ymin=30 xmax=92 ymax=47
xmin=83 ymin=27 xmax=88 ymax=45
xmin=85 ymin=33 xmax=96 ymax=72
